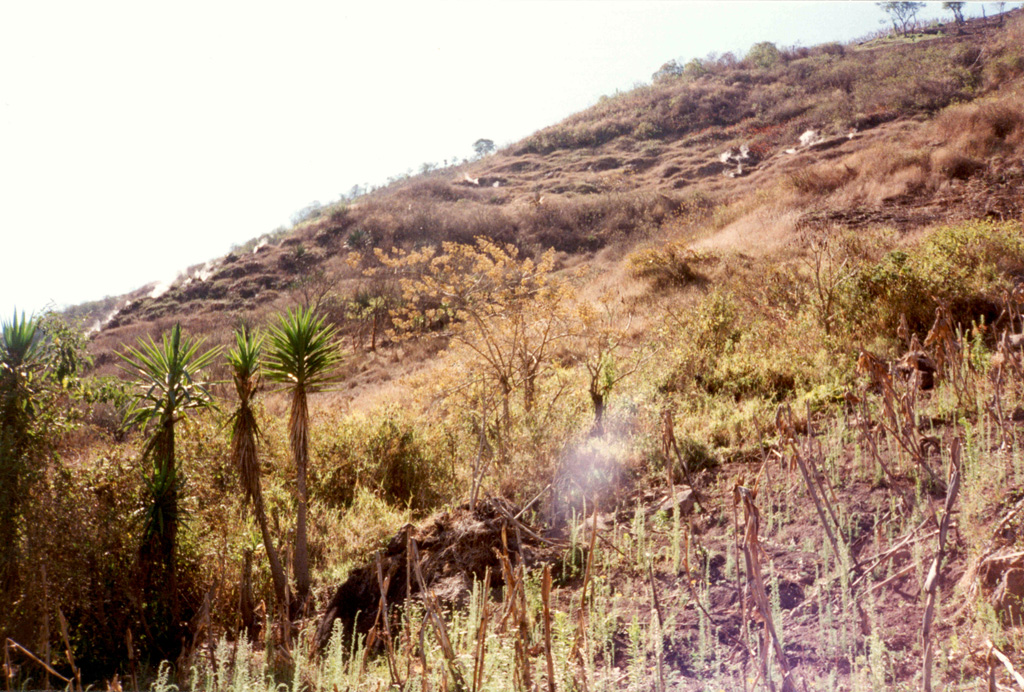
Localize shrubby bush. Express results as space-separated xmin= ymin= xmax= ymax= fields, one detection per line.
xmin=627 ymin=244 xmax=715 ymax=289
xmin=314 ymin=407 xmax=451 ymax=510
xmin=844 ymin=220 xmax=1024 ymax=337
xmin=746 ymin=42 xmax=783 ymax=70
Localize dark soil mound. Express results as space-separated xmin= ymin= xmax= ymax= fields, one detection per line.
xmin=313 ymin=497 xmax=555 ymax=652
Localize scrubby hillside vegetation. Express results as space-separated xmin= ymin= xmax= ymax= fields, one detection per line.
xmin=6 ymin=8 xmax=1024 ymax=690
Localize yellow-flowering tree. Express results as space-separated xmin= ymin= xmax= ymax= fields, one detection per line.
xmin=377 ymin=238 xmax=576 ymax=504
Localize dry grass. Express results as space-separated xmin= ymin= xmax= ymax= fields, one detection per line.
xmin=933 ymin=97 xmax=1024 ymax=157
xmin=785 ymin=160 xmax=857 ymax=196
xmin=930 ymin=147 xmax=985 ymax=180
xmin=724 ymin=91 xmax=1024 ymax=224
xmin=514 ymin=14 xmax=1013 ymax=163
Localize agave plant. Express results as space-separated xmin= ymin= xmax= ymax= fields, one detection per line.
xmin=119 ymin=323 xmax=219 ymax=626
xmin=264 ymin=307 xmax=342 ymax=605
xmin=227 ymin=326 xmax=288 ymax=611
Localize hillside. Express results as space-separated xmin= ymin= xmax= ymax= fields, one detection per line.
xmin=6 ymin=8 xmax=1024 ymax=691
xmin=89 ymin=12 xmax=1023 ymax=364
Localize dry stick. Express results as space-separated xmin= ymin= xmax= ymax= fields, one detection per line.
xmin=496 ymin=525 xmax=522 ymax=633
xmin=860 ymin=519 xmax=934 ymax=569
xmin=664 ymin=412 xmax=707 ymax=514
xmin=513 ymin=564 xmax=534 ymax=692
xmin=797 ymin=438 xmax=854 ymax=572
xmin=55 ymin=608 xmax=81 ymax=692
xmin=571 ymin=513 xmax=600 ymax=692
xmin=677 ymin=519 xmax=753 ymax=668
xmin=495 ymin=524 xmax=528 ymax=630
xmin=579 ymin=509 xmax=599 ymax=613
xmin=513 ymin=483 xmax=553 ymax=522
xmin=472 ymin=568 xmax=492 ymax=692
xmin=922 ymin=438 xmax=962 ymax=692
xmin=374 ymin=552 xmax=402 ymax=688
xmin=406 ymin=531 xmax=415 ymax=684
xmin=852 ymin=519 xmax=935 ymax=589
xmin=409 ymin=539 xmax=468 ymax=692
xmin=418 ymin=617 xmax=430 ymax=692
xmin=987 ymin=640 xmax=1024 ymax=690
xmin=734 ymin=502 xmax=750 ymax=692
xmin=857 ymin=399 xmax=915 ymax=515
xmin=745 ymin=421 xmax=776 ymax=692
xmin=496 ymin=559 xmax=517 ymax=632
xmin=681 ymin=524 xmax=720 ymax=630
xmin=779 ymin=404 xmax=854 ymax=574
xmin=802 ymin=406 xmax=845 ymax=535
xmin=990 ymin=347 xmax=1013 ymax=450
xmin=859 ymin=352 xmax=945 ymax=492
xmin=595 ymin=529 xmax=628 ymax=560
xmin=495 ymin=503 xmax=567 ymax=548
xmin=359 ymin=621 xmax=379 ymax=679
xmin=647 ymin=564 xmax=667 ymax=692
xmin=4 ymin=639 xmax=71 ymax=685
xmin=3 ymin=639 xmax=11 ymax=692
xmin=40 ymin=564 xmax=51 ymax=691
xmin=993 ymin=496 xmax=1024 ymax=542
xmin=989 ymin=648 xmax=997 ymax=692
xmin=541 ymin=565 xmax=556 ymax=692
xmin=125 ymin=629 xmax=138 ymax=692
xmin=960 ymin=527 xmax=1024 ymax=619
xmin=862 ymin=562 xmax=916 ymax=598
xmin=735 ymin=486 xmax=800 ymax=692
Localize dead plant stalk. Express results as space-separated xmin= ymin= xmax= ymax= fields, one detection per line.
xmin=922 ymin=438 xmax=962 ymax=692
xmin=777 ymin=404 xmax=856 ymax=572
xmin=735 ymin=485 xmax=802 ymax=692
xmin=409 ymin=538 xmax=468 ymax=691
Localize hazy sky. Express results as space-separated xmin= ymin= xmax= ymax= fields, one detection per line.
xmin=0 ymin=1 xmax=1006 ymax=315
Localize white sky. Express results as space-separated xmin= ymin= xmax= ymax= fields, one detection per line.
xmin=0 ymin=1 xmax=1009 ymax=316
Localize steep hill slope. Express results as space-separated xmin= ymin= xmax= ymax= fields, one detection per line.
xmin=88 ymin=12 xmax=1022 ymax=358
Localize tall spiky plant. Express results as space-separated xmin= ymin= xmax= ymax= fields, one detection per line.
xmin=119 ymin=323 xmax=219 ymax=634
xmin=227 ymin=327 xmax=288 ymax=612
xmin=264 ymin=307 xmax=342 ymax=606
xmin=0 ymin=310 xmax=43 ymax=591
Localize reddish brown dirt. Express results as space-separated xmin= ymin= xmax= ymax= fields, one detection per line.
xmin=313 ymin=497 xmax=562 ymax=652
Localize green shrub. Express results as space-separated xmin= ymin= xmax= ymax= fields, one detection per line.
xmin=702 ymin=333 xmax=802 ymax=402
xmin=844 ymin=220 xmax=1024 ymax=337
xmin=316 ymin=408 xmax=445 ymax=510
xmin=673 ymin=437 xmax=718 ymax=473
xmin=365 ymin=414 xmax=433 ymax=507
xmin=660 ymin=289 xmax=740 ymax=394
xmin=633 ymin=120 xmax=663 ymax=140
xmin=747 ymin=42 xmax=783 ymax=70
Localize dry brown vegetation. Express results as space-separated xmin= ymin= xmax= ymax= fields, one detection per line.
xmin=7 ymin=8 xmax=1024 ymax=691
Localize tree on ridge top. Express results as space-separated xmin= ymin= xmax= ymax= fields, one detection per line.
xmin=877 ymin=2 xmax=927 ymax=36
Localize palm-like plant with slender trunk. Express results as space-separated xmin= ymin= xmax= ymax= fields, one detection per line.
xmin=264 ymin=307 xmax=342 ymax=606
xmin=227 ymin=327 xmax=288 ymax=613
xmin=119 ymin=323 xmax=219 ymax=635
xmin=0 ymin=311 xmax=43 ymax=591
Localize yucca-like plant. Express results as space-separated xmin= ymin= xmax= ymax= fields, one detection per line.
xmin=119 ymin=323 xmax=220 ymax=630
xmin=0 ymin=310 xmax=43 ymax=590
xmin=1 ymin=310 xmax=42 ymax=436
xmin=264 ymin=307 xmax=342 ymax=605
xmin=2 ymin=310 xmax=42 ymax=369
xmin=227 ymin=327 xmax=288 ymax=611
